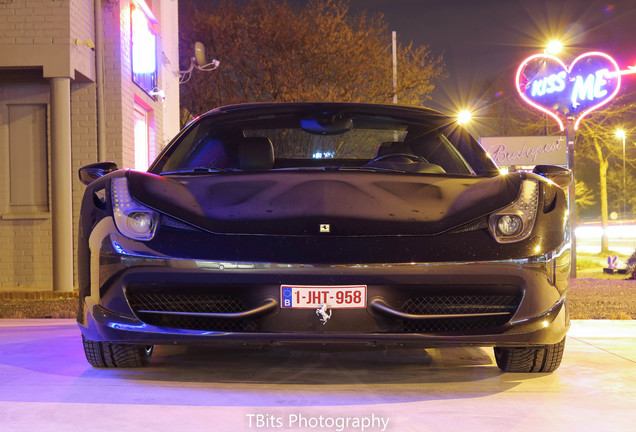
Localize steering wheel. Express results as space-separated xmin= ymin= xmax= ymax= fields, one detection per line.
xmin=367 ymin=153 xmax=428 ymax=165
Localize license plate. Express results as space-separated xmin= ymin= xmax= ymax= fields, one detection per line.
xmin=280 ymin=285 xmax=367 ymax=309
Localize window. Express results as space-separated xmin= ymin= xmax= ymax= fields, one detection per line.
xmin=131 ymin=1 xmax=158 ymax=95
xmin=152 ymin=111 xmax=487 ymax=175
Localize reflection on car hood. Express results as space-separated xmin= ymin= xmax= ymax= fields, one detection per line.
xmin=128 ymin=171 xmax=522 ymax=236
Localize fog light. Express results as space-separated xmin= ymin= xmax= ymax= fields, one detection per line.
xmin=497 ymin=215 xmax=522 ymax=236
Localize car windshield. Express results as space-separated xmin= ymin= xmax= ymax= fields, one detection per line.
xmin=151 ymin=106 xmax=498 ymax=176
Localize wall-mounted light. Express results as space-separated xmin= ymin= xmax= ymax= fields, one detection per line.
xmin=148 ymin=87 xmax=165 ymax=101
xmin=74 ymin=38 xmax=95 ymax=49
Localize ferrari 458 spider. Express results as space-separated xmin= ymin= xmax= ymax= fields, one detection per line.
xmin=77 ymin=103 xmax=572 ymax=372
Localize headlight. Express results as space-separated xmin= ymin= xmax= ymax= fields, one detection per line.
xmin=111 ymin=177 xmax=159 ymax=241
xmin=489 ymin=180 xmax=539 ymax=243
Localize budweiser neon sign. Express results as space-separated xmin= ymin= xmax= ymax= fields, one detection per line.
xmin=516 ymin=51 xmax=636 ymax=130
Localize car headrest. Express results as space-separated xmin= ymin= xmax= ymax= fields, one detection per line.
xmin=238 ymin=137 xmax=275 ymax=170
xmin=376 ymin=141 xmax=413 ymax=157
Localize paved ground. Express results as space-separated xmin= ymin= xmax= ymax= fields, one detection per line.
xmin=0 ymin=319 xmax=634 ymax=432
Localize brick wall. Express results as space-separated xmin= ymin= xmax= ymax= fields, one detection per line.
xmin=70 ymin=0 xmax=96 ymax=80
xmin=0 ymin=0 xmax=178 ymax=290
xmin=71 ymin=81 xmax=98 ymax=287
xmin=158 ymin=0 xmax=181 ymax=144
xmin=119 ymin=0 xmax=135 ymax=169
xmin=0 ymin=0 xmax=70 ymax=45
xmin=108 ymin=0 xmax=168 ymax=168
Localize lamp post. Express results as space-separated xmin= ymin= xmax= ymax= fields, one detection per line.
xmin=542 ymin=39 xmax=578 ymax=276
xmin=542 ymin=41 xmax=563 ymax=135
xmin=616 ymin=129 xmax=626 ymax=218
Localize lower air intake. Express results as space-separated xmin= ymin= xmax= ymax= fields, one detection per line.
xmin=399 ymin=294 xmax=521 ymax=333
xmin=126 ymin=289 xmax=257 ymax=332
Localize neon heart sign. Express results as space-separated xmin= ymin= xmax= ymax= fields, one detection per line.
xmin=516 ymin=52 xmax=623 ymax=130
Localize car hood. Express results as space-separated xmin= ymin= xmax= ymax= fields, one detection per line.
xmin=128 ymin=171 xmax=522 ymax=236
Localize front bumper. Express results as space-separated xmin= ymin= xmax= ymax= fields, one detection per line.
xmin=78 ymin=225 xmax=570 ymax=347
xmin=81 ymin=295 xmax=568 ymax=347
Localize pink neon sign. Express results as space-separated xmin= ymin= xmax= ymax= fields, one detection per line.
xmin=516 ymin=51 xmax=635 ymax=130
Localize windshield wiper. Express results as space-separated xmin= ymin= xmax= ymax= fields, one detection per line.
xmin=160 ymin=166 xmax=229 ymax=175
xmin=337 ymin=166 xmax=408 ymax=174
xmin=193 ymin=166 xmax=228 ymax=173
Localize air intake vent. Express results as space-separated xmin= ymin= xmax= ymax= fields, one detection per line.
xmin=399 ymin=294 xmax=521 ymax=333
xmin=126 ymin=289 xmax=257 ymax=332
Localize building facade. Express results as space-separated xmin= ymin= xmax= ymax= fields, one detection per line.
xmin=0 ymin=0 xmax=180 ymax=291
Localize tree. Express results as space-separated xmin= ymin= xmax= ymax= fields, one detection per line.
xmin=575 ymin=181 xmax=596 ymax=210
xmin=476 ymin=72 xmax=563 ymax=138
xmin=576 ymin=91 xmax=636 ymax=252
xmin=607 ymin=169 xmax=636 ymax=216
xmin=178 ymin=0 xmax=445 ymax=125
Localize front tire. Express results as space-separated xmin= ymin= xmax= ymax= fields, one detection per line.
xmin=494 ymin=338 xmax=565 ymax=373
xmin=82 ymin=335 xmax=153 ymax=368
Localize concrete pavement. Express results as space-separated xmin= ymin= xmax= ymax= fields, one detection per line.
xmin=0 ymin=319 xmax=634 ymax=432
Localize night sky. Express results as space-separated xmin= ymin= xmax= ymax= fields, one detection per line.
xmin=184 ymin=0 xmax=636 ymax=116
xmin=345 ymin=0 xmax=636 ymax=110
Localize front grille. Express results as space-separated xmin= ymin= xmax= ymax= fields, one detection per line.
xmin=398 ymin=294 xmax=521 ymax=333
xmin=127 ymin=290 xmax=245 ymax=314
xmin=126 ymin=289 xmax=257 ymax=332
xmin=402 ymin=294 xmax=520 ymax=315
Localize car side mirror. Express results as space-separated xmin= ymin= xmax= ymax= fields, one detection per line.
xmin=532 ymin=164 xmax=572 ymax=189
xmin=78 ymin=162 xmax=118 ymax=185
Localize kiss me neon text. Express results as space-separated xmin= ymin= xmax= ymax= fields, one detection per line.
xmin=515 ymin=51 xmax=633 ymax=130
xmin=530 ymin=69 xmax=610 ymax=108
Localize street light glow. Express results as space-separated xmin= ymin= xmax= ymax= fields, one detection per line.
xmin=457 ymin=110 xmax=472 ymax=125
xmin=545 ymin=40 xmax=563 ymax=55
xmin=616 ymin=129 xmax=626 ymax=139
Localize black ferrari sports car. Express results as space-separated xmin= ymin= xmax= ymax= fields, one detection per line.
xmin=77 ymin=102 xmax=572 ymax=372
